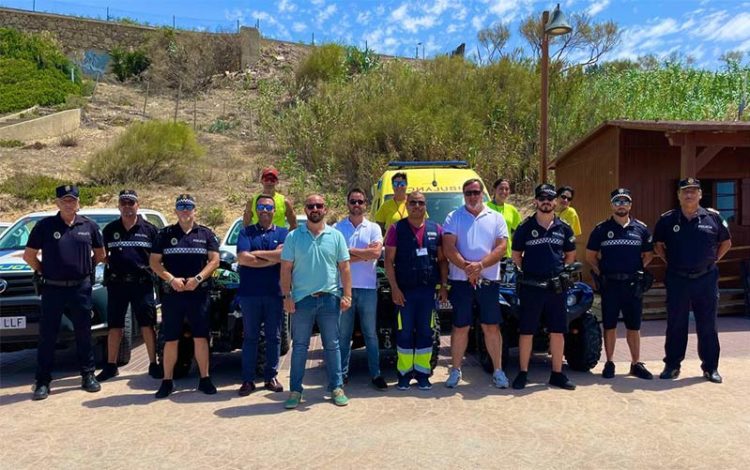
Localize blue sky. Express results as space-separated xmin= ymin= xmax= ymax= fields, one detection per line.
xmin=3 ymin=0 xmax=750 ymax=68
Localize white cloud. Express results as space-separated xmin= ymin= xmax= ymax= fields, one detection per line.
xmin=316 ymin=4 xmax=337 ymax=25
xmin=356 ymin=11 xmax=372 ymax=25
xmin=311 ymin=0 xmax=325 ymax=5
xmin=391 ymin=4 xmax=409 ymax=22
xmin=278 ymin=0 xmax=297 ymax=14
xmin=446 ymin=23 xmax=462 ymax=34
xmin=471 ymin=14 xmax=486 ymax=31
xmin=292 ymin=22 xmax=306 ymax=32
xmin=693 ymin=11 xmax=750 ymax=42
xmin=588 ymin=0 xmax=610 ymax=17
xmin=224 ymin=8 xmax=244 ymax=22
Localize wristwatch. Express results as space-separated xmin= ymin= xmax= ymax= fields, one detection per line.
xmin=195 ymin=274 xmax=204 ymax=283
xmin=282 ymin=293 xmax=291 ymax=299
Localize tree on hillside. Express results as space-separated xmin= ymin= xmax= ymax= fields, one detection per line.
xmin=519 ymin=12 xmax=620 ymax=69
xmin=476 ymin=23 xmax=512 ymax=64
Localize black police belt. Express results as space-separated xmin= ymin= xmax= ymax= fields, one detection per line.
xmin=42 ymin=277 xmax=88 ymax=287
xmin=518 ymin=273 xmax=571 ymax=293
xmin=602 ymin=273 xmax=635 ymax=281
xmin=108 ymin=271 xmax=153 ymax=284
xmin=668 ymin=264 xmax=715 ymax=280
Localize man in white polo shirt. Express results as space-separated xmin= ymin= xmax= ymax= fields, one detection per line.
xmin=335 ymin=188 xmax=387 ymax=390
xmin=443 ymin=178 xmax=509 ymax=389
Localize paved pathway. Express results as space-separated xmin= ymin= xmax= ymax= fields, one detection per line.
xmin=1 ymin=317 xmax=749 ymax=469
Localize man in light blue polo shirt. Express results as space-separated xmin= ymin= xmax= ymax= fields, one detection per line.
xmin=280 ymin=194 xmax=353 ymax=409
xmin=334 ymin=188 xmax=386 ymax=390
xmin=443 ymin=178 xmax=509 ymax=389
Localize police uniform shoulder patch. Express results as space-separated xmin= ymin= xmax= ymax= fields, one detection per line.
xmin=660 ymin=209 xmax=676 ymax=218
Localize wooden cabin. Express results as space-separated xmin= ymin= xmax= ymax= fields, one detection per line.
xmin=550 ymin=120 xmax=750 ymax=317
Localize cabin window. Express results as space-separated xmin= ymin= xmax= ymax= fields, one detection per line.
xmin=700 ymin=180 xmax=738 ymax=224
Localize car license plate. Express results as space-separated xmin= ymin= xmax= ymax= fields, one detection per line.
xmin=0 ymin=316 xmax=27 ymax=329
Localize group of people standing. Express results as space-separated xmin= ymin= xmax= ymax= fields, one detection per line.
xmin=25 ymin=168 xmax=731 ymax=406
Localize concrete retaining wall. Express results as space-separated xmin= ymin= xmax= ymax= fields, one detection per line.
xmin=0 ymin=109 xmax=81 ymax=142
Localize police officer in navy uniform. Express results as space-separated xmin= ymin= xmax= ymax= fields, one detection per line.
xmin=510 ymin=184 xmax=577 ymax=391
xmin=96 ymin=190 xmax=161 ymax=382
xmin=150 ymin=194 xmax=220 ymax=398
xmin=23 ymin=185 xmax=106 ymax=401
xmin=586 ymin=188 xmax=654 ymax=380
xmin=654 ymin=178 xmax=732 ymax=383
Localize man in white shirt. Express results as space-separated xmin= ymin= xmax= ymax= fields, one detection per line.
xmin=335 ymin=188 xmax=387 ymax=390
xmin=442 ymin=179 xmax=509 ymax=389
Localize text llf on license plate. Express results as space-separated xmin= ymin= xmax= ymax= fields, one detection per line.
xmin=0 ymin=316 xmax=27 ymax=330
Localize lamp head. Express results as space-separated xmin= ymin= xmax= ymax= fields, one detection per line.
xmin=545 ymin=3 xmax=572 ymax=36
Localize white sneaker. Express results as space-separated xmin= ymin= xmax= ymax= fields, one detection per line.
xmin=445 ymin=367 xmax=462 ymax=388
xmin=492 ymin=369 xmax=509 ymax=389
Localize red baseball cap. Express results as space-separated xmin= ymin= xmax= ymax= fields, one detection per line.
xmin=261 ymin=167 xmax=279 ymax=179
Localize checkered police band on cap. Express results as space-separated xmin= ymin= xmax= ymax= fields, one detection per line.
xmin=535 ymin=183 xmax=557 ymax=198
xmin=55 ymin=184 xmax=80 ymax=199
xmin=610 ymin=188 xmax=632 ymax=202
xmin=119 ymin=189 xmax=138 ymax=202
xmin=175 ymin=194 xmax=196 ymax=206
xmin=678 ymin=177 xmax=701 ymax=190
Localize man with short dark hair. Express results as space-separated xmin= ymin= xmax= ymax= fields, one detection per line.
xmin=586 ymin=188 xmax=654 ymax=380
xmin=97 ymin=189 xmax=161 ymax=382
xmin=243 ymin=166 xmax=297 ymax=229
xmin=654 ymin=178 xmax=732 ymax=383
xmin=24 ymin=185 xmax=106 ymax=400
xmin=556 ymin=185 xmax=582 ymax=236
xmin=236 ymin=194 xmax=288 ymax=396
xmin=335 ymin=188 xmax=386 ymax=390
xmin=280 ymin=194 xmax=353 ymax=408
xmin=375 ymin=172 xmax=409 ymax=233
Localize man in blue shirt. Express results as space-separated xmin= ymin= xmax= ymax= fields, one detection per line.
xmin=97 ymin=190 xmax=161 ymax=382
xmin=280 ymin=194 xmax=352 ymax=409
xmin=150 ymin=194 xmax=220 ymax=398
xmin=653 ymin=178 xmax=732 ymax=383
xmin=586 ymin=188 xmax=654 ymax=380
xmin=236 ymin=195 xmax=288 ymax=396
xmin=24 ymin=185 xmax=106 ymax=400
xmin=511 ymin=184 xmax=577 ymax=391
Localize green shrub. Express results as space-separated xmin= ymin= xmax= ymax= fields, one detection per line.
xmin=110 ymin=47 xmax=150 ymax=82
xmin=84 ymin=120 xmax=204 ymax=185
xmin=0 ymin=28 xmax=83 ymax=112
xmin=295 ymin=44 xmax=347 ymax=89
xmin=0 ymin=139 xmax=24 ymax=148
xmin=207 ymin=118 xmax=236 ymax=133
xmin=0 ymin=173 xmax=110 ymax=205
xmin=201 ymin=206 xmax=225 ymax=229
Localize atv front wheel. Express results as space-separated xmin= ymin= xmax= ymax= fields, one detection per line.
xmin=564 ymin=312 xmax=602 ymax=372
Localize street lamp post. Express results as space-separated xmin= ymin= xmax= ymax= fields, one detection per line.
xmin=539 ymin=4 xmax=572 ymax=184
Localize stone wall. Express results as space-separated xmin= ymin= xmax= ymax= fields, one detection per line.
xmin=0 ymin=7 xmax=260 ymax=73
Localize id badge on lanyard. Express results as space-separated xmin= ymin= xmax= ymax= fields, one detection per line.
xmin=416 ymin=248 xmax=428 ymax=256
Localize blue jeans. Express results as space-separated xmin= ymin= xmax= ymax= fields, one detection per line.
xmin=239 ymin=296 xmax=283 ymax=382
xmin=338 ymin=288 xmax=380 ymax=378
xmin=290 ymin=293 xmax=343 ymax=393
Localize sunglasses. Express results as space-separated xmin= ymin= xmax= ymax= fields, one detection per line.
xmin=119 ymin=199 xmax=136 ymax=206
xmin=256 ymin=204 xmax=275 ymax=212
xmin=612 ymin=199 xmax=631 ymax=206
xmin=262 ymin=176 xmax=278 ymax=182
xmin=559 ymin=195 xmax=573 ymax=201
xmin=463 ymin=190 xmax=482 ymax=197
xmin=408 ymin=200 xmax=426 ymax=206
xmin=392 ymin=181 xmax=407 ymax=188
xmin=305 ymin=203 xmax=325 ymax=210
xmin=176 ymin=203 xmax=195 ymax=211
xmin=536 ymin=195 xmax=555 ymax=202
xmin=348 ymin=199 xmax=365 ymax=206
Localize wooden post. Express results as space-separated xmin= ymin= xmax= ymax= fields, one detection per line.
xmin=142 ymin=81 xmax=150 ymax=117
xmin=174 ymin=81 xmax=182 ymax=123
xmin=680 ymin=132 xmax=696 ymax=178
xmin=540 ymin=10 xmax=550 ymax=184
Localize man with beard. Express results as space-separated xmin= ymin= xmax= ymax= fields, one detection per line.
xmin=586 ymin=188 xmax=654 ymax=380
xmin=243 ymin=166 xmax=297 ymax=229
xmin=335 ymin=189 xmax=387 ymax=390
xmin=97 ymin=190 xmax=161 ymax=382
xmin=24 ymin=185 xmax=106 ymax=400
xmin=150 ymin=194 xmax=220 ymax=398
xmin=384 ymin=191 xmax=449 ymax=390
xmin=443 ymin=179 xmax=509 ymax=389
xmin=511 ymin=184 xmax=577 ymax=391
xmin=280 ymin=194 xmax=353 ymax=408
xmin=654 ymin=178 xmax=731 ymax=383
xmin=236 ymin=195 xmax=288 ymax=396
